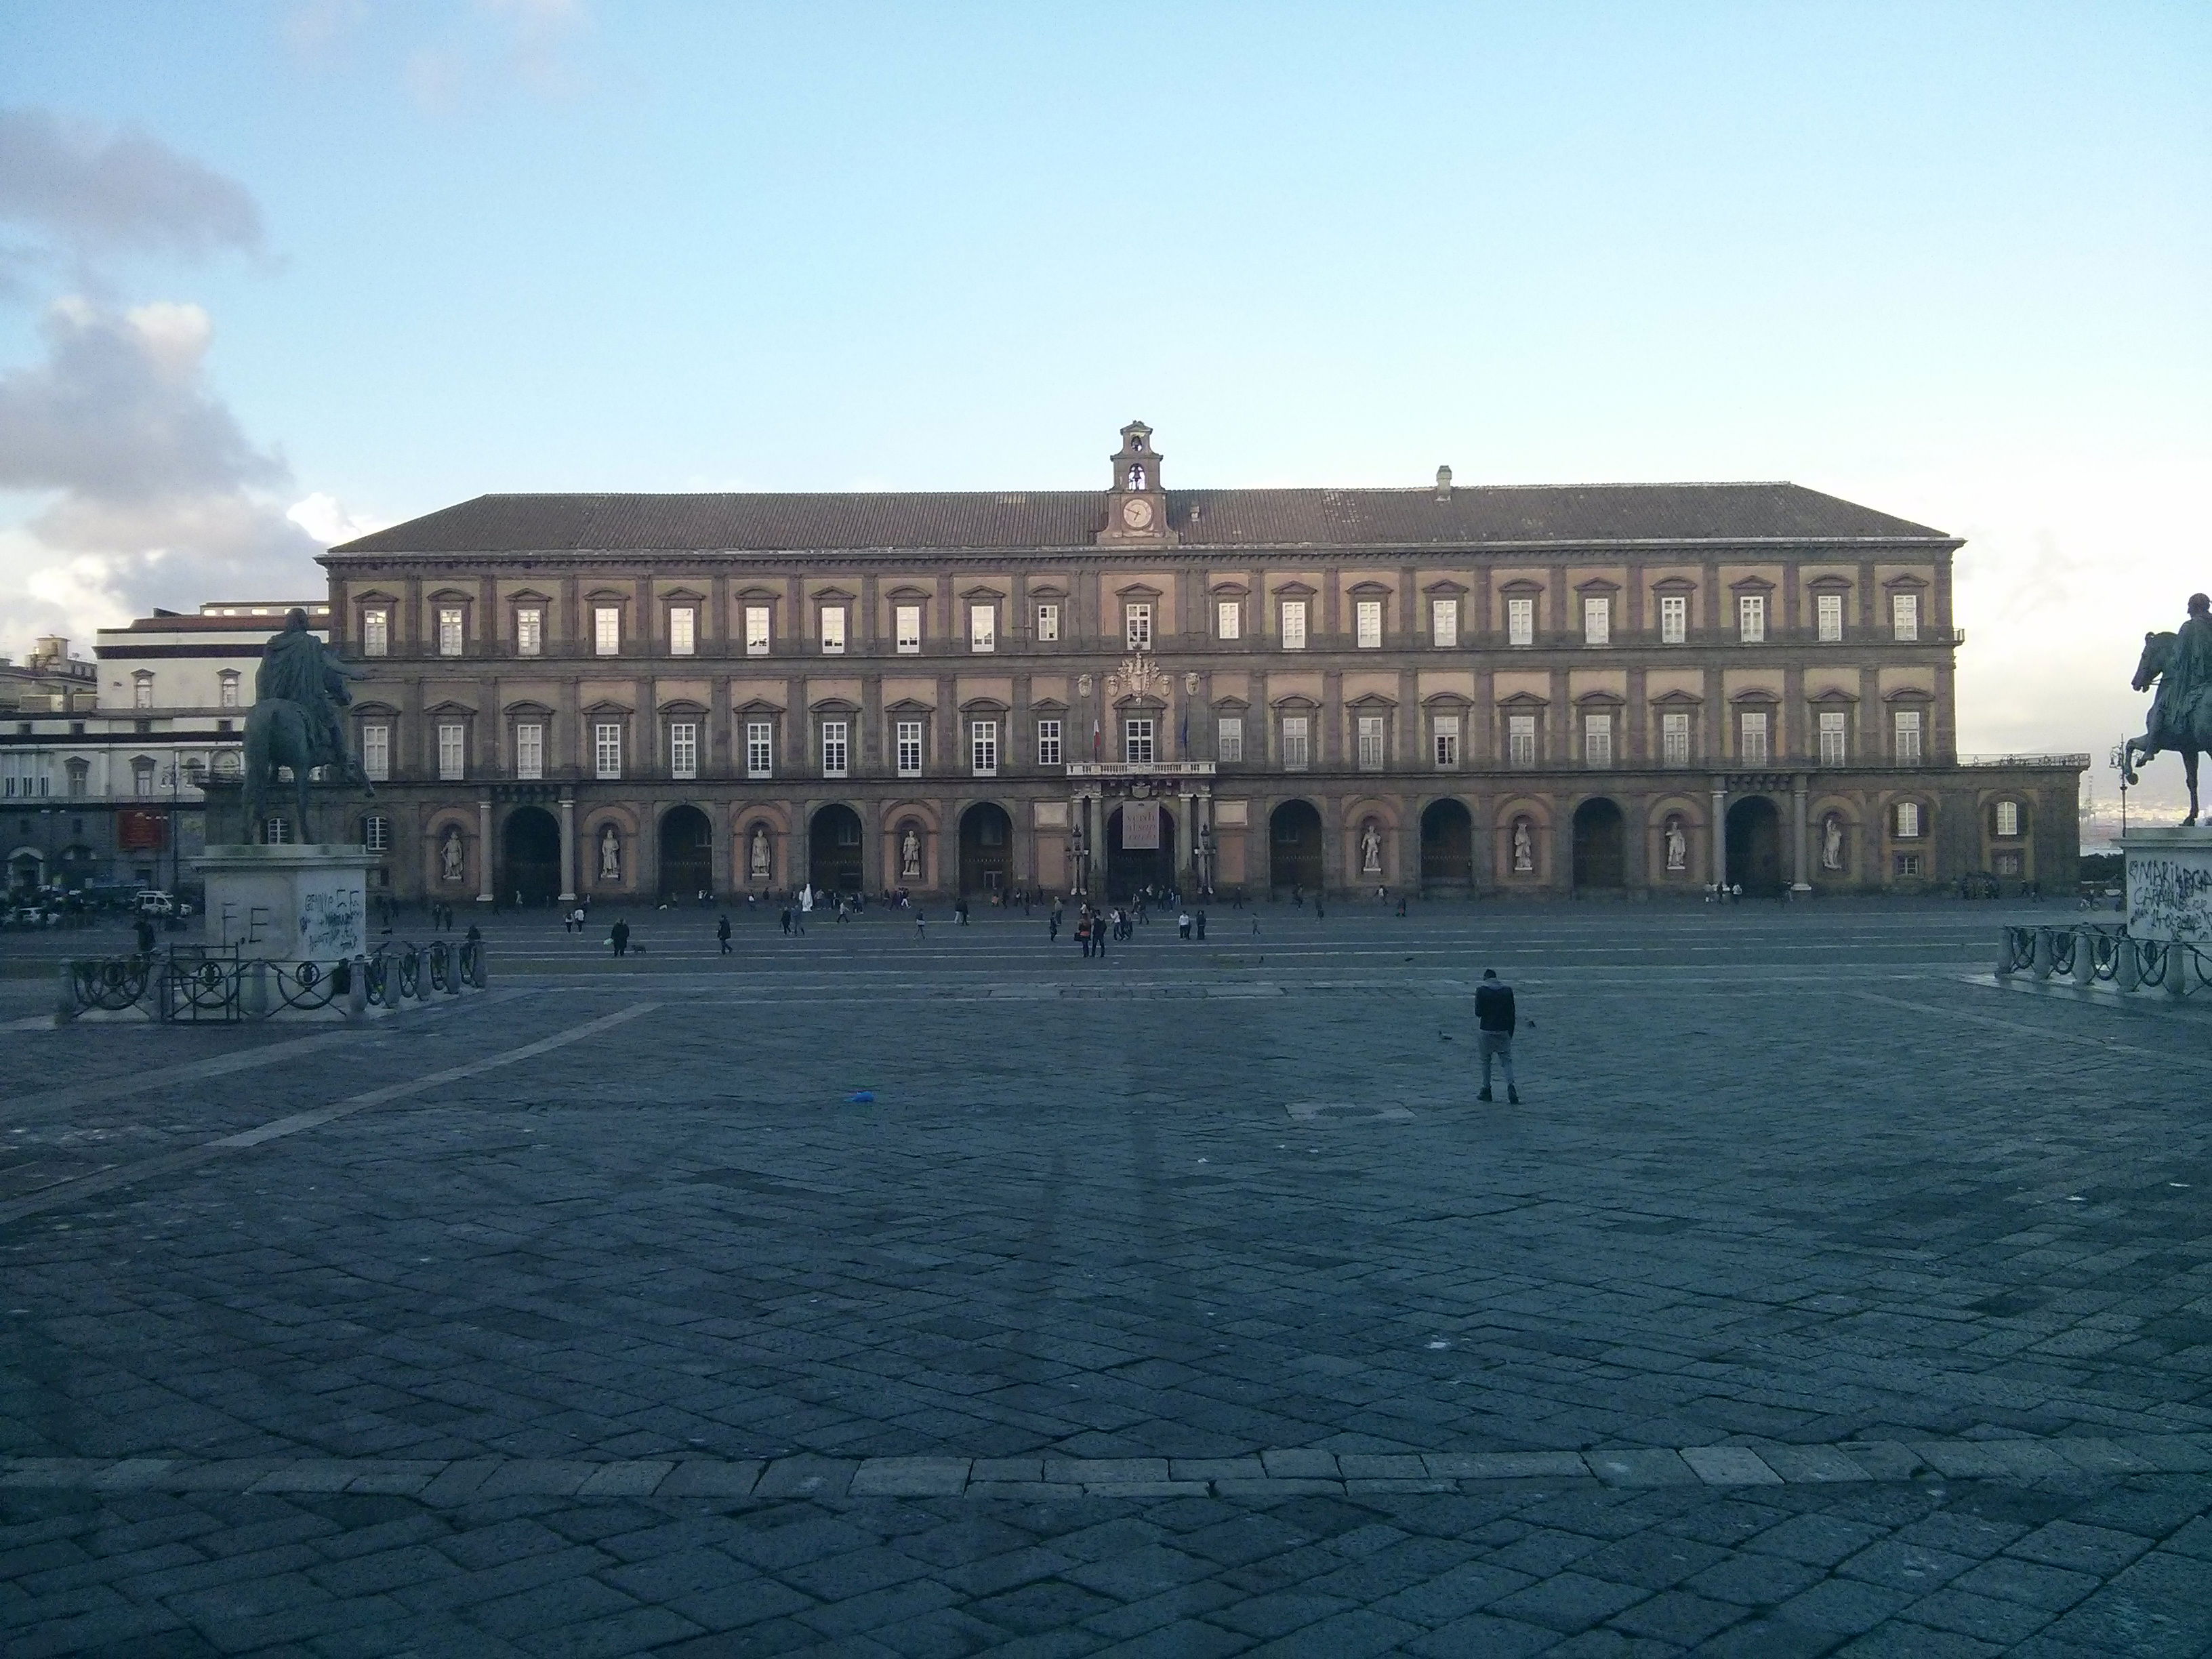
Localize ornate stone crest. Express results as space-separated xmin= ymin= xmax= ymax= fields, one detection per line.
xmin=1106 ymin=653 xmax=1170 ymax=700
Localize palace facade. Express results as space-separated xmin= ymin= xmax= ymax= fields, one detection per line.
xmin=319 ymin=424 xmax=2083 ymax=905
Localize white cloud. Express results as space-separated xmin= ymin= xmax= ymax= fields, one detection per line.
xmin=287 ymin=491 xmax=390 ymax=547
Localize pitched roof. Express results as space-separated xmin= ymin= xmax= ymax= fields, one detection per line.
xmin=327 ymin=482 xmax=1949 ymax=558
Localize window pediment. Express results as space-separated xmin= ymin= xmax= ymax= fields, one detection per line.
xmin=1271 ymin=581 xmax=1317 ymax=598
xmin=507 ymin=588 xmax=553 ymax=604
xmin=423 ymin=699 xmax=477 ymax=716
xmin=582 ymin=699 xmax=633 ymax=716
xmin=352 ymin=701 xmax=401 ymax=718
xmin=658 ymin=697 xmax=709 ymax=716
xmin=884 ymin=697 xmax=933 ymax=714
xmin=354 ymin=589 xmax=398 ymax=604
xmin=660 ymin=586 xmax=707 ymax=602
xmin=501 ymin=699 xmax=554 ymax=718
xmin=1345 ymin=691 xmax=1397 ymax=710
xmin=427 ymin=588 xmax=472 ymax=602
xmin=1208 ymin=579 xmax=1250 ymax=597
xmin=1728 ymin=575 xmax=1776 ymax=593
xmin=811 ymin=586 xmax=857 ymax=602
xmin=1728 ymin=687 xmax=1782 ymax=705
xmin=883 ymin=585 xmax=931 ymax=602
xmin=1883 ymin=687 xmax=1935 ymax=703
xmin=584 ymin=588 xmax=628 ymax=602
xmin=1574 ymin=689 xmax=1626 ymax=707
xmin=1497 ymin=690 xmax=1550 ymax=708
xmin=734 ymin=697 xmax=783 ymax=716
xmin=807 ymin=696 xmax=859 ymax=715
xmin=1269 ymin=693 xmax=1319 ymax=710
xmin=1881 ymin=574 xmax=1931 ymax=590
xmin=1029 ymin=696 xmax=1068 ymax=713
xmin=959 ymin=585 xmax=1006 ymax=603
xmin=1807 ymin=575 xmax=1851 ymax=592
xmin=1574 ymin=577 xmax=1621 ymax=595
xmin=1808 ymin=687 xmax=1860 ymax=704
xmin=960 ymin=697 xmax=1010 ymax=716
xmin=1422 ymin=579 xmax=1468 ymax=597
xmin=735 ymin=586 xmax=781 ymax=602
xmin=1420 ymin=691 xmax=1473 ymax=710
xmin=1347 ymin=580 xmax=1391 ymax=597
xmin=1212 ymin=695 xmax=1250 ymax=712
xmin=1651 ymin=577 xmax=1696 ymax=594
xmin=1650 ymin=689 xmax=1704 ymax=707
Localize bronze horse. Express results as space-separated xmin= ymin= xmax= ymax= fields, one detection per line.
xmin=2123 ymin=630 xmax=2212 ymax=825
xmin=242 ymin=700 xmax=372 ymax=843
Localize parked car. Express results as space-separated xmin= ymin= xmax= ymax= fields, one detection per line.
xmin=132 ymin=890 xmax=180 ymax=917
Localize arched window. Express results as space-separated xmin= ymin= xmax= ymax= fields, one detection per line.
xmin=132 ymin=670 xmax=155 ymax=710
xmin=131 ymin=756 xmax=156 ymax=794
xmin=1127 ymin=463 xmax=1147 ymax=491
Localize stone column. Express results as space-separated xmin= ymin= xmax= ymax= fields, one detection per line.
xmin=558 ymin=792 xmax=577 ymax=901
xmin=1710 ymin=783 xmax=1728 ymax=888
xmin=476 ymin=798 xmax=494 ymax=904
xmin=1087 ymin=791 xmax=1105 ymax=895
xmin=1791 ymin=775 xmax=1811 ymax=891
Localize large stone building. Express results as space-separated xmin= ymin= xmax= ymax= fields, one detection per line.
xmin=320 ymin=424 xmax=2083 ymax=905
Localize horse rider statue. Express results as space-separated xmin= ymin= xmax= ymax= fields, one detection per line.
xmin=2123 ymin=592 xmax=2212 ymax=825
xmin=243 ymin=607 xmax=371 ymax=842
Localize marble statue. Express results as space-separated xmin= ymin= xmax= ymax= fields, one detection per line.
xmin=750 ymin=825 xmax=771 ymax=881
xmin=1664 ymin=816 xmax=1687 ymax=872
xmin=1822 ymin=813 xmax=1845 ymax=872
xmin=598 ymin=825 xmax=621 ymax=882
xmin=440 ymin=827 xmax=464 ymax=882
xmin=901 ymin=827 xmax=922 ymax=879
xmin=1359 ymin=822 xmax=1382 ymax=874
xmin=1511 ymin=817 xmax=1535 ymax=873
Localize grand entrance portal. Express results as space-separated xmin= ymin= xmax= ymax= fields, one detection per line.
xmin=502 ymin=806 xmax=561 ymax=904
xmin=1269 ymin=800 xmax=1324 ymax=893
xmin=1420 ymin=799 xmax=1474 ymax=889
xmin=808 ymin=804 xmax=864 ymax=895
xmin=958 ymin=802 xmax=1011 ymax=895
xmin=1571 ymin=798 xmax=1626 ymax=890
xmin=1106 ymin=802 xmax=1177 ymax=899
xmin=1725 ymin=796 xmax=1784 ymax=894
xmin=658 ymin=804 xmax=714 ymax=898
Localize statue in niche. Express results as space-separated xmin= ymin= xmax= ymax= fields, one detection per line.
xmin=1511 ymin=817 xmax=1535 ymax=874
xmin=440 ymin=827 xmax=464 ymax=883
xmin=598 ymin=825 xmax=621 ymax=882
xmin=1664 ymin=815 xmax=1688 ymax=872
xmin=1822 ymin=813 xmax=1846 ymax=872
xmin=750 ymin=824 xmax=771 ymax=881
xmin=900 ymin=827 xmax=922 ymax=879
xmin=1359 ymin=821 xmax=1383 ymax=874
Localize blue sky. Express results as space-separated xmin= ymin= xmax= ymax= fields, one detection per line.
xmin=1 ymin=1 xmax=2207 ymax=806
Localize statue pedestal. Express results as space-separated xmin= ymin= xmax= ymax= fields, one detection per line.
xmin=2122 ymin=826 xmax=2212 ymax=943
xmin=194 ymin=844 xmax=373 ymax=962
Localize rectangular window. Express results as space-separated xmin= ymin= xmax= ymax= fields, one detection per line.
xmin=438 ymin=721 xmax=466 ymax=781
xmin=363 ymin=815 xmax=390 ymax=853
xmin=670 ymin=606 xmax=696 ymax=656
xmin=745 ymin=720 xmax=773 ymax=779
xmin=593 ymin=606 xmax=620 ymax=656
xmin=1892 ymin=591 xmax=1920 ymax=641
xmin=670 ymin=721 xmax=698 ymax=780
xmin=1281 ymin=714 xmax=1310 ymax=771
xmin=515 ymin=722 xmax=544 ymax=781
xmin=1894 ymin=851 xmax=1923 ymax=877
xmin=1507 ymin=596 xmax=1535 ymax=647
xmin=219 ymin=674 xmax=240 ymax=708
xmin=362 ymin=609 xmax=388 ymax=657
xmin=1036 ymin=602 xmax=1059 ymax=642
xmin=1738 ymin=593 xmax=1766 ymax=644
xmin=361 ymin=723 xmax=390 ymax=782
xmin=971 ymin=720 xmax=998 ymax=776
xmin=1584 ymin=712 xmax=1614 ymax=766
xmin=1507 ymin=712 xmax=1538 ymax=766
xmin=1818 ymin=710 xmax=1847 ymax=766
xmin=1894 ymin=708 xmax=1923 ymax=762
xmin=594 ymin=721 xmax=622 ymax=780
xmin=1662 ymin=710 xmax=1690 ymax=765
xmin=968 ymin=604 xmax=994 ymax=653
xmin=516 ymin=606 xmax=543 ymax=657
xmin=1896 ymin=800 xmax=1922 ymax=838
xmin=1817 ymin=592 xmax=1844 ymax=642
xmin=1740 ymin=710 xmax=1770 ymax=765
xmin=437 ymin=607 xmax=464 ymax=657
xmin=1124 ymin=602 xmax=1152 ymax=651
xmin=745 ymin=605 xmax=771 ymax=656
xmin=817 ymin=605 xmax=846 ymax=655
xmin=1996 ymin=798 xmax=2020 ymax=837
xmin=1659 ymin=593 xmax=1687 ymax=644
xmin=1280 ymin=599 xmax=1307 ymax=649
xmin=1124 ymin=717 xmax=1155 ymax=766
xmin=895 ymin=604 xmax=922 ymax=654
xmin=895 ymin=720 xmax=922 ymax=777
xmin=1216 ymin=714 xmax=1244 ymax=762
xmin=134 ymin=674 xmax=153 ymax=709
xmin=1355 ymin=599 xmax=1383 ymax=649
xmin=1431 ymin=598 xmax=1458 ymax=648
xmin=1582 ymin=596 xmax=1610 ymax=646
xmin=1356 ymin=713 xmax=1385 ymax=770
xmin=1036 ymin=718 xmax=1062 ymax=766
xmin=1216 ymin=598 xmax=1242 ymax=640
xmin=1433 ymin=714 xmax=1461 ymax=769
xmin=821 ymin=720 xmax=848 ymax=778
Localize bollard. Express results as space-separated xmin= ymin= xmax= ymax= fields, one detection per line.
xmin=2165 ymin=947 xmax=2192 ymax=1000
xmin=2071 ymin=930 xmax=2097 ymax=987
xmin=472 ymin=944 xmax=489 ymax=990
xmin=54 ymin=962 xmax=78 ymax=1027
xmin=2030 ymin=928 xmax=2055 ymax=980
xmin=1996 ymin=928 xmax=2015 ymax=978
xmin=241 ymin=960 xmax=271 ymax=1017
xmin=2115 ymin=938 xmax=2142 ymax=992
xmin=346 ymin=954 xmax=368 ymax=1020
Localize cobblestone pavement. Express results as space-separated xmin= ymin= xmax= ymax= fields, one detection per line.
xmin=1 ymin=901 xmax=2207 ymax=1656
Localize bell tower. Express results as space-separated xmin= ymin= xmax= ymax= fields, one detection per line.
xmin=1098 ymin=420 xmax=1175 ymax=546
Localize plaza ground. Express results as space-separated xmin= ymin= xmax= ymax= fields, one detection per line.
xmin=0 ymin=899 xmax=2207 ymax=1656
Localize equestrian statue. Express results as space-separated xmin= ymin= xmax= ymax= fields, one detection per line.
xmin=243 ymin=607 xmax=371 ymax=842
xmin=2123 ymin=592 xmax=2212 ymax=825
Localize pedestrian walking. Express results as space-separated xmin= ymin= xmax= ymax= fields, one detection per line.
xmin=1177 ymin=909 xmax=1191 ymax=940
xmin=1048 ymin=912 xmax=1061 ymax=943
xmin=1195 ymin=910 xmax=1207 ymax=940
xmin=717 ymin=914 xmax=732 ymax=955
xmin=915 ymin=909 xmax=927 ymax=941
xmin=133 ymin=915 xmax=157 ymax=956
xmin=1473 ymin=967 xmax=1520 ymax=1103
xmin=956 ymin=898 xmax=970 ymax=926
xmin=779 ymin=907 xmax=792 ymax=935
xmin=611 ymin=919 xmax=630 ymax=959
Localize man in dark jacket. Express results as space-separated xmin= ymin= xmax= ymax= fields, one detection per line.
xmin=1474 ymin=968 xmax=1519 ymax=1103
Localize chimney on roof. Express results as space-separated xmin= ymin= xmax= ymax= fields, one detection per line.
xmin=1435 ymin=465 xmax=1453 ymax=501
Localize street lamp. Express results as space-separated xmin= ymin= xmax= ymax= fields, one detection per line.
xmin=2108 ymin=737 xmax=2131 ymax=840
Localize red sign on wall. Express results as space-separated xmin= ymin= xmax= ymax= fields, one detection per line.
xmin=117 ymin=809 xmax=168 ymax=851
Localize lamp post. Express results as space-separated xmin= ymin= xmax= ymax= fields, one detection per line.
xmin=2108 ymin=739 xmax=2131 ymax=840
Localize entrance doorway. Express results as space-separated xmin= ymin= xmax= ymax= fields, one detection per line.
xmin=808 ymin=804 xmax=865 ymax=895
xmin=1269 ymin=800 xmax=1324 ymax=893
xmin=502 ymin=806 xmax=561 ymax=904
xmin=1571 ymin=798 xmax=1626 ymax=890
xmin=1420 ymin=799 xmax=1474 ymax=889
xmin=658 ymin=804 xmax=714 ymax=898
xmin=1725 ymin=796 xmax=1784 ymax=894
xmin=1107 ymin=802 xmax=1179 ymax=899
xmin=958 ymin=802 xmax=1012 ymax=895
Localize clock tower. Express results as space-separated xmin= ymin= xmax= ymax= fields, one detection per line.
xmin=1097 ymin=420 xmax=1176 ymax=546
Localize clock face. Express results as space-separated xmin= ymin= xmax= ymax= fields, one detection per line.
xmin=1121 ymin=497 xmax=1155 ymax=529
